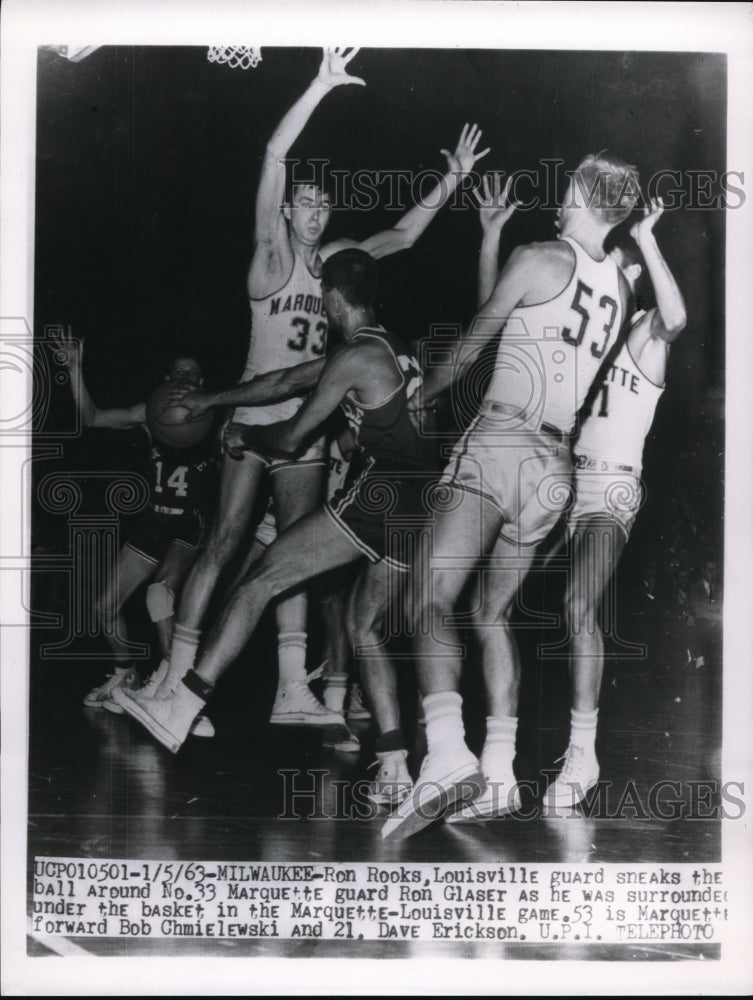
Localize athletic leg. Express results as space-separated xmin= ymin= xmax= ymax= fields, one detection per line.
xmin=84 ymin=544 xmax=155 ymax=707
xmin=348 ymin=560 xmax=412 ymax=804
xmin=114 ymin=508 xmax=362 ymax=751
xmin=160 ymin=452 xmax=266 ymax=693
xmin=320 ymin=575 xmax=362 ymax=751
xmin=447 ymin=535 xmax=535 ymax=821
xmin=382 ymin=488 xmax=502 ymax=839
xmin=147 ymin=541 xmax=200 ymax=659
xmin=547 ymin=515 xmax=627 ymax=808
xmin=268 ymin=463 xmax=326 ymax=701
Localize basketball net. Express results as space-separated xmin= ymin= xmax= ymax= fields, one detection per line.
xmin=207 ymin=46 xmax=262 ymax=70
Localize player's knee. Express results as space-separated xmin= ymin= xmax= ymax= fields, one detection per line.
xmin=146 ymin=580 xmax=175 ymax=622
xmin=243 ymin=550 xmax=288 ymax=600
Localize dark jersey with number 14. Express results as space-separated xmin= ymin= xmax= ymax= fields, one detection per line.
xmin=145 ymin=433 xmax=215 ymax=518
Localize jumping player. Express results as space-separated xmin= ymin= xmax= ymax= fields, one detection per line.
xmin=115 ymin=250 xmax=435 ymax=789
xmin=161 ymin=47 xmax=489 ymax=726
xmin=547 ymin=197 xmax=686 ymax=808
xmin=382 ymin=153 xmax=640 ymax=839
xmin=55 ymin=331 xmax=215 ymax=735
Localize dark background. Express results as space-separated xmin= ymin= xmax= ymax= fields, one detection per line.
xmin=33 ymin=44 xmax=725 ymax=559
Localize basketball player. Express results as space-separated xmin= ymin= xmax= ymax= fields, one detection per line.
xmin=545 ymin=197 xmax=686 ymax=808
xmin=114 ymin=249 xmax=434 ymax=795
xmin=161 ymin=47 xmax=489 ymax=727
xmin=55 ymin=331 xmax=215 ymax=734
xmin=382 ymin=153 xmax=640 ymax=839
xmin=236 ymin=426 xmax=366 ymax=752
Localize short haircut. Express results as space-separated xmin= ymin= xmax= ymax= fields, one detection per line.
xmin=572 ymin=152 xmax=641 ymax=225
xmin=321 ymin=248 xmax=378 ymax=309
xmin=284 ymin=173 xmax=333 ymax=206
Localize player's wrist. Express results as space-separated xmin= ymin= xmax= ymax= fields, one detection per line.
xmin=314 ymin=73 xmax=334 ymax=93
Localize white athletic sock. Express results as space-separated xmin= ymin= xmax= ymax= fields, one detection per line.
xmin=278 ymin=632 xmax=307 ymax=686
xmin=322 ymin=670 xmax=348 ymax=713
xmin=166 ymin=624 xmax=201 ymax=687
xmin=481 ymin=715 xmax=517 ymax=775
xmin=569 ymin=707 xmax=598 ymax=755
xmin=423 ymin=691 xmax=467 ymax=758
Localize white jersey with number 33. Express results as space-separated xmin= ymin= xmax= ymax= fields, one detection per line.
xmin=483 ymin=236 xmax=624 ymax=434
xmin=234 ymin=254 xmax=328 ymax=426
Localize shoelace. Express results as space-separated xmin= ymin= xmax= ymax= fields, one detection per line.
xmin=554 ymin=744 xmax=584 ymax=779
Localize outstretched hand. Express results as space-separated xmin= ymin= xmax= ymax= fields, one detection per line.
xmin=53 ymin=327 xmax=83 ymax=370
xmin=317 ymin=47 xmax=366 ymax=89
xmin=474 ymin=172 xmax=517 ymax=233
xmin=630 ymin=197 xmax=664 ymax=244
xmin=440 ymin=123 xmax=490 ymax=175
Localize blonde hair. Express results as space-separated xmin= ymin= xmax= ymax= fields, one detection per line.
xmin=573 ymin=152 xmax=641 ymax=225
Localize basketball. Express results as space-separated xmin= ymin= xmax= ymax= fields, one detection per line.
xmin=146 ymin=382 xmax=213 ymax=449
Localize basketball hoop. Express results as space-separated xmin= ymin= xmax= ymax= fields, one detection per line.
xmin=207 ymin=46 xmax=262 ymax=70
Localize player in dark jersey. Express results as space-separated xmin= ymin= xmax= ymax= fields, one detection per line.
xmin=115 ymin=249 xmax=433 ymax=784
xmin=161 ymin=46 xmax=489 ymax=730
xmin=55 ymin=332 xmax=216 ymax=728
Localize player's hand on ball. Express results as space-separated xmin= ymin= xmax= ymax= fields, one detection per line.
xmin=630 ymin=197 xmax=664 ymax=243
xmin=222 ymin=422 xmax=249 ymax=460
xmin=317 ymin=47 xmax=365 ymax=89
xmin=475 ymin=172 xmax=517 ymax=233
xmin=179 ymin=390 xmax=213 ymax=419
xmin=441 ymin=123 xmax=490 ymax=175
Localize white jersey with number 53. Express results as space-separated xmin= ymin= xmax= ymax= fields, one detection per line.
xmin=483 ymin=236 xmax=624 ymax=434
xmin=234 ymin=254 xmax=328 ymax=426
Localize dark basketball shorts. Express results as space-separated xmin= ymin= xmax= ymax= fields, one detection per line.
xmin=124 ymin=506 xmax=207 ymax=564
xmin=325 ymin=458 xmax=437 ymax=571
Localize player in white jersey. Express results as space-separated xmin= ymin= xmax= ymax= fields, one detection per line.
xmin=383 ymin=153 xmax=639 ymax=840
xmin=547 ymin=198 xmax=687 ymax=808
xmin=160 ymin=47 xmax=490 ymax=722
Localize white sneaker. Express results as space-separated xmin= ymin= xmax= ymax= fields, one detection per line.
xmin=113 ymin=682 xmax=204 ymax=754
xmin=345 ymin=682 xmax=372 ymax=722
xmin=322 ymin=724 xmax=361 ymax=753
xmin=545 ymin=743 xmax=599 ymax=810
xmin=446 ymin=754 xmax=521 ymax=823
xmin=270 ymin=682 xmax=347 ymax=727
xmin=365 ymin=750 xmax=412 ymax=807
xmin=381 ymin=747 xmax=484 ymax=841
xmin=137 ymin=658 xmax=170 ymax=701
xmin=84 ymin=667 xmax=137 ymax=712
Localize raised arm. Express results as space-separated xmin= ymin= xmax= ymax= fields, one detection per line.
xmin=475 ymin=172 xmax=517 ymax=305
xmin=248 ymin=48 xmax=365 ymax=297
xmin=224 ymin=345 xmax=362 ymax=459
xmin=328 ymin=124 xmax=491 ymax=262
xmin=55 ymin=330 xmax=146 ymax=430
xmin=631 ymin=199 xmax=687 ymax=344
xmin=625 ymin=199 xmax=687 ymax=383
